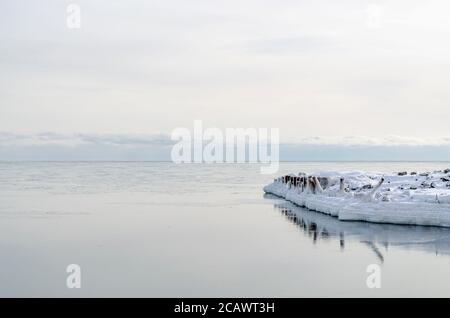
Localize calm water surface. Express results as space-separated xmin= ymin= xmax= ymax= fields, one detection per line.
xmin=0 ymin=162 xmax=449 ymax=297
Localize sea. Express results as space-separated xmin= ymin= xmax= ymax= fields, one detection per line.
xmin=0 ymin=161 xmax=449 ymax=297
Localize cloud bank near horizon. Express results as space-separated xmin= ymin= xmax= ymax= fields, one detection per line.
xmin=1 ymin=132 xmax=450 ymax=161
xmin=2 ymin=132 xmax=450 ymax=147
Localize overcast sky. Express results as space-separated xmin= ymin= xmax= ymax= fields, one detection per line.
xmin=1 ymin=0 xmax=450 ymax=160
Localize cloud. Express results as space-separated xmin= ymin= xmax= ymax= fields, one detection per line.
xmin=2 ymin=0 xmax=450 ymax=138
xmin=0 ymin=132 xmax=175 ymax=161
xmin=3 ymin=132 xmax=450 ymax=148
xmin=0 ymin=132 xmax=173 ymax=147
xmin=240 ymin=35 xmax=336 ymax=55
xmin=1 ymin=132 xmax=450 ymax=161
xmin=287 ymin=135 xmax=450 ymax=146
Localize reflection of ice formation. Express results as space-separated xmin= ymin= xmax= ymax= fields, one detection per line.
xmin=267 ymin=195 xmax=450 ymax=260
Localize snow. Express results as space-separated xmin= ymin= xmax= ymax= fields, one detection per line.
xmin=263 ymin=169 xmax=450 ymax=227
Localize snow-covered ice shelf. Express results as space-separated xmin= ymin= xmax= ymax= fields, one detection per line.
xmin=263 ymin=169 xmax=450 ymax=228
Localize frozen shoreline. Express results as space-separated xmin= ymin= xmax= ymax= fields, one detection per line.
xmin=263 ymin=169 xmax=450 ymax=228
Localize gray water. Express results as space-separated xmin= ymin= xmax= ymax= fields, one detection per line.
xmin=0 ymin=161 xmax=449 ymax=297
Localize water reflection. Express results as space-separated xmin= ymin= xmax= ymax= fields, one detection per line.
xmin=265 ymin=194 xmax=450 ymax=261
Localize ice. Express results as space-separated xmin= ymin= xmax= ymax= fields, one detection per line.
xmin=264 ymin=169 xmax=450 ymax=228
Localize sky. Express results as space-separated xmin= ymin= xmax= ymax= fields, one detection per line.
xmin=1 ymin=0 xmax=450 ymax=160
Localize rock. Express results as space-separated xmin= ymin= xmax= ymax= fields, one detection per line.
xmin=410 ymin=172 xmax=417 ymax=175
xmin=398 ymin=171 xmax=408 ymax=176
xmin=441 ymin=177 xmax=450 ymax=182
xmin=444 ymin=168 xmax=450 ymax=174
xmin=318 ymin=177 xmax=329 ymax=189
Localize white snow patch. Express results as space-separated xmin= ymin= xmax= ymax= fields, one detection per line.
xmin=264 ymin=169 xmax=450 ymax=228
